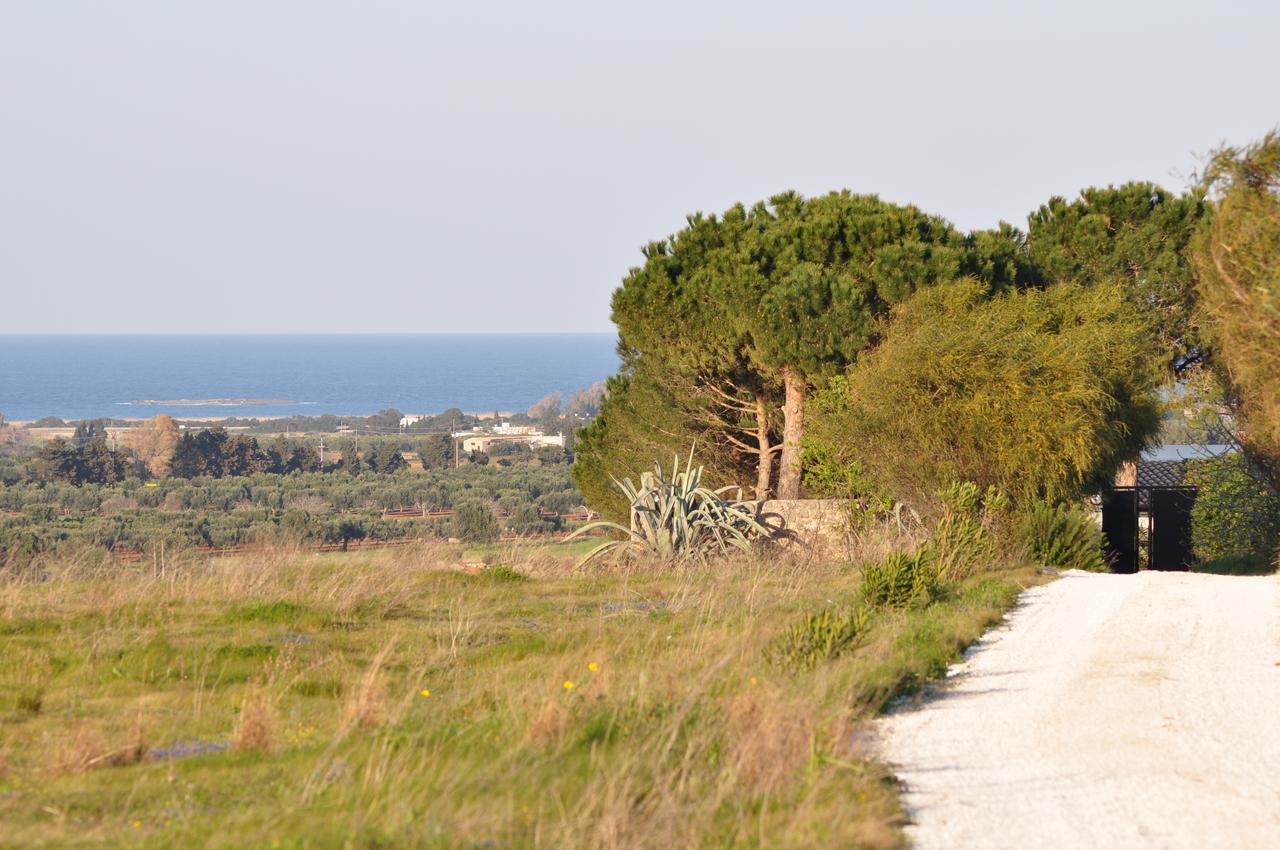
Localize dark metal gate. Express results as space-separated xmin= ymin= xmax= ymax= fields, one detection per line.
xmin=1101 ymin=486 xmax=1197 ymax=572
xmin=1101 ymin=489 xmax=1139 ymax=573
xmin=1149 ymin=488 xmax=1196 ymax=571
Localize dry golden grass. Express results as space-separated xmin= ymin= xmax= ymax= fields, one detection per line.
xmin=57 ymin=720 xmax=149 ymax=775
xmin=234 ymin=693 xmax=276 ymax=754
xmin=340 ymin=643 xmax=393 ymax=732
xmin=726 ymin=691 xmax=816 ymax=793
xmin=0 ymin=537 xmax=1037 ymax=849
xmin=525 ymin=698 xmax=569 ymax=747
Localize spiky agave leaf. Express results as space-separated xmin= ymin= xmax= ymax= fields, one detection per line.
xmin=574 ymin=450 xmax=774 ymax=567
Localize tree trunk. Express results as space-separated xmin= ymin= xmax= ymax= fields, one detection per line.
xmin=778 ymin=368 xmax=805 ymax=500
xmin=755 ymin=393 xmax=773 ymax=500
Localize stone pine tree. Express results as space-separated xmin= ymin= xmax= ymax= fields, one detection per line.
xmin=610 ymin=208 xmax=784 ymax=498
xmin=1026 ymin=182 xmax=1206 ymax=374
xmin=734 ymin=192 xmax=968 ymax=498
xmin=962 ymin=221 xmax=1043 ymax=289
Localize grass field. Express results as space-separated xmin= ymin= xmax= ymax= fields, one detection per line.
xmin=0 ymin=540 xmax=1039 ymax=849
xmin=460 ymin=537 xmax=603 ymax=562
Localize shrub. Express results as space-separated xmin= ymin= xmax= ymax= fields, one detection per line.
xmin=1013 ymin=500 xmax=1106 ymax=572
xmin=932 ymin=483 xmax=1005 ymax=580
xmin=800 ymin=441 xmax=877 ymax=501
xmin=806 ymin=279 xmax=1163 ymax=504
xmin=451 ymin=501 xmax=500 ymax=544
xmin=934 ymin=513 xmax=993 ymax=581
xmin=486 ymin=563 xmax=528 ymax=582
xmin=487 ymin=441 xmax=532 ymax=458
xmin=534 ymin=445 xmax=566 ymax=465
xmin=1184 ymin=454 xmax=1280 ymax=565
xmin=860 ymin=547 xmax=940 ymax=609
xmin=1193 ymin=554 xmax=1276 ymax=576
xmin=765 ymin=605 xmax=870 ymax=672
xmin=504 ymin=503 xmax=553 ymax=536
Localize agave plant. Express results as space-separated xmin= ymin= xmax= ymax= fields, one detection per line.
xmin=568 ymin=450 xmax=772 ymax=565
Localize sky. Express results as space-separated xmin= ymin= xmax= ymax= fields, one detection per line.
xmin=1 ymin=1 xmax=1277 ymax=334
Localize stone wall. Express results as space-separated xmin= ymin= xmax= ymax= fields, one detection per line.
xmin=747 ymin=499 xmax=849 ymax=546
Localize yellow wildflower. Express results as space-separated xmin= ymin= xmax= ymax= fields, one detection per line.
xmin=563 ymin=680 xmax=575 ymax=690
xmin=587 ymin=662 xmax=599 ymax=672
xmin=420 ymin=689 xmax=431 ymax=698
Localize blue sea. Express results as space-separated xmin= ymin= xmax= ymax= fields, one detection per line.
xmin=0 ymin=335 xmax=619 ymax=421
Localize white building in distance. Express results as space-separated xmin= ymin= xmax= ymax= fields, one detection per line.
xmin=459 ymin=431 xmax=564 ymax=453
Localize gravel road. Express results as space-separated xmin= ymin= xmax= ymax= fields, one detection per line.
xmin=879 ymin=569 xmax=1280 ymax=849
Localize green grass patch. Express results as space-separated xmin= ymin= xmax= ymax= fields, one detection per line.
xmin=214 ymin=643 xmax=278 ymax=660
xmin=0 ymin=548 xmax=1040 ymax=849
xmin=0 ymin=616 xmax=63 ymax=636
xmin=222 ymin=600 xmax=315 ymax=625
xmin=290 ymin=678 xmax=344 ymax=698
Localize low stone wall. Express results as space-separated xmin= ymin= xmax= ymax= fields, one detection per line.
xmin=747 ymin=499 xmax=849 ymax=546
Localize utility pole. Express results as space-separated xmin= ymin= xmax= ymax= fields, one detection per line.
xmin=318 ymin=436 xmax=326 ymax=466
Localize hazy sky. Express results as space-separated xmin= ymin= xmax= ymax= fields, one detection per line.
xmin=2 ymin=1 xmax=1276 ymax=334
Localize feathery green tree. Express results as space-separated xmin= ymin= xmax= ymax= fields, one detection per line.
xmin=1192 ymin=130 xmax=1280 ymax=483
xmin=806 ymin=279 xmax=1164 ymax=504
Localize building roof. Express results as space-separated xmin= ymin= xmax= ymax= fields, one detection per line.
xmin=1136 ymin=460 xmax=1188 ymax=488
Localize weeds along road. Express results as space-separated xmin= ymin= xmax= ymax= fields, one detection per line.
xmin=879 ymin=570 xmax=1280 ymax=850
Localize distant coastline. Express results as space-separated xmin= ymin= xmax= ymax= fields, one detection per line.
xmin=10 ymin=409 xmax=521 ymax=428
xmin=0 ymin=333 xmax=619 ymax=421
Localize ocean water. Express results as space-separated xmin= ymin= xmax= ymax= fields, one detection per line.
xmin=0 ymin=335 xmax=619 ymax=421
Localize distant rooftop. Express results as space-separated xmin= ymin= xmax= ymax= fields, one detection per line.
xmin=1140 ymin=444 xmax=1236 ymax=463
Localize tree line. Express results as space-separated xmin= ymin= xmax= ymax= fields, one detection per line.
xmin=574 ymin=128 xmax=1280 ymax=526
xmin=21 ymin=419 xmax=568 ymax=487
xmin=29 ymin=419 xmax=408 ymax=485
